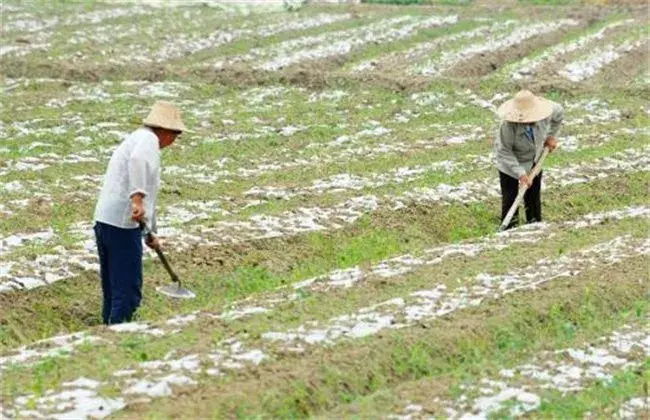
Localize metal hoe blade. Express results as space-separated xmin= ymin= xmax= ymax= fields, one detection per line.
xmin=157 ymin=284 xmax=196 ymax=299
xmin=140 ymin=221 xmax=196 ymax=300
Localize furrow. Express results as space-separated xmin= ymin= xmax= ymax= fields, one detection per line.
xmin=258 ymin=14 xmax=458 ymax=71
xmin=213 ymin=15 xmax=418 ymax=69
xmin=113 ymin=12 xmax=354 ymax=64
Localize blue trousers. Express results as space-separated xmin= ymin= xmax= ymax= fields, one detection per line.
xmin=94 ymin=222 xmax=143 ymax=325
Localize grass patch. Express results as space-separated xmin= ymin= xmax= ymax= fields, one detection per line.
xmin=537 ymin=364 xmax=649 ymax=418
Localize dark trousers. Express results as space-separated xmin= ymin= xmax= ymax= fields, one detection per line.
xmin=94 ymin=222 xmax=143 ymax=325
xmin=499 ymin=170 xmax=542 ymax=230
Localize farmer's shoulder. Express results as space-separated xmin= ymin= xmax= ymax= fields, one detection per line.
xmin=125 ymin=127 xmax=159 ymax=149
xmin=131 ymin=127 xmax=158 ymax=143
xmin=498 ymin=119 xmax=516 ymax=137
xmin=548 ymin=100 xmax=564 ymax=116
xmin=535 ymin=100 xmax=563 ymax=126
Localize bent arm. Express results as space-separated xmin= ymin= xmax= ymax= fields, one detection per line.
xmin=547 ymin=102 xmax=564 ymax=137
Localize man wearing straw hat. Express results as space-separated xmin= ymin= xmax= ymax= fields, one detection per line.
xmin=93 ymin=101 xmax=186 ymax=325
xmin=494 ymin=90 xmax=563 ymax=230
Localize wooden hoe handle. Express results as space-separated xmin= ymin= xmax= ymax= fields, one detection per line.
xmin=498 ymin=147 xmax=550 ymax=232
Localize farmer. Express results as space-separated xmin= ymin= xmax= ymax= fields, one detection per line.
xmin=494 ymin=90 xmax=563 ymax=230
xmin=93 ymin=101 xmax=185 ymax=325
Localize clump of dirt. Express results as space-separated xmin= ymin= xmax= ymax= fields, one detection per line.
xmin=170 ymin=230 xmax=337 ymax=276
xmin=27 ymin=198 xmax=52 ymax=218
xmin=200 ymin=62 xmax=344 ymax=91
xmin=518 ymin=73 xmax=584 ymax=97
xmin=1 ymin=56 xmax=180 ymax=83
xmin=205 ymin=64 xmax=277 ymax=88
xmin=174 ymin=243 xmax=250 ymax=271
xmin=281 ymin=68 xmax=332 ymax=90
xmin=350 ymin=70 xmax=432 ymax=93
xmin=600 ymin=0 xmax=650 ymax=5
xmin=1 ymin=59 xmax=103 ymax=82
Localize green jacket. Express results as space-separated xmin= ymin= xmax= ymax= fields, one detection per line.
xmin=494 ymin=102 xmax=564 ymax=179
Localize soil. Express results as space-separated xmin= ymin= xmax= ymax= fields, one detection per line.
xmin=27 ymin=198 xmax=52 ymax=218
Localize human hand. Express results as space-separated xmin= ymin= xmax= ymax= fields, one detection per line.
xmin=544 ymin=136 xmax=558 ymax=152
xmin=131 ymin=194 xmax=145 ymax=222
xmin=519 ymin=174 xmax=532 ymax=188
xmin=145 ymin=235 xmax=161 ymax=250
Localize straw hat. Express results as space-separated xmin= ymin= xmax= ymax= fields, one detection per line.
xmin=143 ymin=101 xmax=186 ymax=132
xmin=497 ymin=90 xmax=553 ymax=123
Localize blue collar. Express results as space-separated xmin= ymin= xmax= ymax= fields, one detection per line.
xmin=524 ymin=124 xmax=535 ymax=143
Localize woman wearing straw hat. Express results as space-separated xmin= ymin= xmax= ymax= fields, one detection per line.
xmin=494 ymin=90 xmax=563 ymax=230
xmin=93 ymin=101 xmax=186 ymax=325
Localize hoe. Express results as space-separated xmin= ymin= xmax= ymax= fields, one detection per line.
xmin=139 ymin=222 xmax=196 ymax=299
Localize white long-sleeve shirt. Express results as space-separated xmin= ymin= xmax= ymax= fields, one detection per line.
xmin=94 ymin=127 xmax=160 ymax=231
